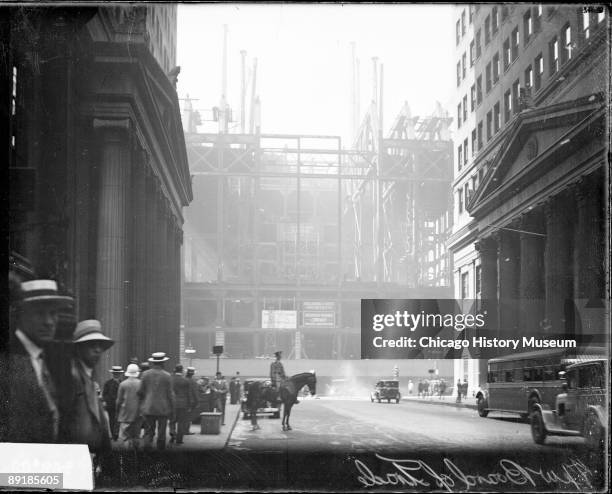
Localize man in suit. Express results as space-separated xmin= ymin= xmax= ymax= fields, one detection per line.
xmin=138 ymin=352 xmax=175 ymax=450
xmin=1 ymin=279 xmax=73 ymax=443
xmin=64 ymin=320 xmax=114 ymax=453
xmin=169 ymin=364 xmax=196 ymax=444
xmin=102 ymin=366 xmax=123 ymax=441
xmin=184 ymin=367 xmax=198 ymax=433
xmin=116 ymin=364 xmax=142 ymax=450
xmin=211 ymin=371 xmax=228 ymax=426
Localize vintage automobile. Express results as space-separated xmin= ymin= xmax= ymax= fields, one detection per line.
xmin=530 ymin=358 xmax=607 ymax=450
xmin=370 ymin=380 xmax=401 ymax=403
xmin=240 ymin=377 xmax=280 ymax=420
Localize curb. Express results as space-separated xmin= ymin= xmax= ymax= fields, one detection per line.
xmin=402 ymin=397 xmax=477 ymax=410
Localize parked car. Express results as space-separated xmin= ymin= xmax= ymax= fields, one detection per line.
xmin=241 ymin=378 xmax=280 ymax=420
xmin=530 ymin=359 xmax=606 ymax=451
xmin=370 ymin=380 xmax=401 ymax=403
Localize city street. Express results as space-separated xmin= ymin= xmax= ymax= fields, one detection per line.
xmin=228 ymin=397 xmax=585 ymax=455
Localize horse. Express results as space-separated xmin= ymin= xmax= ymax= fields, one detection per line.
xmin=278 ymin=372 xmax=317 ymax=431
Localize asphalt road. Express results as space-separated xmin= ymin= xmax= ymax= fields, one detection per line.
xmin=228 ymin=397 xmax=587 ymax=455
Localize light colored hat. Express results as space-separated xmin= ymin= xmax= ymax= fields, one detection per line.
xmin=110 ymin=365 xmax=124 ymax=373
xmin=20 ymin=279 xmax=73 ymax=307
xmin=148 ymin=352 xmax=169 ymax=363
xmin=186 ymin=367 xmax=196 ymax=373
xmin=124 ymin=363 xmax=140 ymax=377
xmin=73 ymin=320 xmax=114 ymax=350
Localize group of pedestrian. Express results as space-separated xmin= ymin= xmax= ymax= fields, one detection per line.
xmin=0 ymin=276 xmax=211 ymax=459
xmin=455 ymin=379 xmax=469 ymax=403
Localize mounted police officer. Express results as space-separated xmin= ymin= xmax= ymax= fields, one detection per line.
xmin=270 ymin=350 xmax=299 ymax=405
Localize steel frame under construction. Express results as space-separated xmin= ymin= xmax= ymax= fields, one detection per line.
xmin=181 ymin=103 xmax=453 ymax=363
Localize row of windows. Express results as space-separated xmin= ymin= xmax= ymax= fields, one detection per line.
xmin=488 ymin=365 xmax=563 ymax=383
xmin=455 ymin=6 xmax=476 ymax=46
xmin=456 ymin=167 xmax=485 ymax=216
xmin=458 ymin=12 xmax=606 ymax=134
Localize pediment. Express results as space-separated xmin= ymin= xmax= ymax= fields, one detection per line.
xmin=468 ymin=93 xmax=604 ymax=214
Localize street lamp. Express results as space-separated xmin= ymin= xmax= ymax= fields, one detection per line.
xmin=185 ymin=345 xmax=196 ymax=367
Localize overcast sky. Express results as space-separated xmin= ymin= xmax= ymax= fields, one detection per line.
xmin=177 ymin=3 xmax=455 ymax=145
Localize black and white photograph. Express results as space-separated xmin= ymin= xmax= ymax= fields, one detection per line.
xmin=1 ymin=2 xmax=610 ymax=492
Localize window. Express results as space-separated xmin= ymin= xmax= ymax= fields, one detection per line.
xmin=470 ymin=84 xmax=476 ymax=111
xmin=462 ymin=95 xmax=468 ymax=121
xmin=525 ymin=65 xmax=533 ymax=89
xmin=470 ymin=40 xmax=475 ymax=66
xmin=524 ymin=10 xmax=533 ymax=44
xmin=486 ymin=111 xmax=492 ymax=141
xmin=457 ymin=61 xmax=461 ymax=87
xmin=484 ymin=15 xmax=491 ymax=44
xmin=504 ymin=89 xmax=512 ymax=122
xmin=458 ymin=189 xmax=464 ymax=213
xmin=492 ymin=7 xmax=499 ymax=34
xmin=583 ymin=11 xmax=590 ymax=39
xmin=471 ymin=129 xmax=477 ymax=157
xmin=469 ymin=6 xmax=474 ymax=24
xmin=532 ymin=5 xmax=541 ymax=32
xmin=457 ymin=103 xmax=462 ymax=128
xmin=512 ymin=79 xmax=520 ymax=114
xmin=550 ymin=36 xmax=559 ymax=74
xmin=511 ymin=27 xmax=520 ymax=60
xmin=501 ymin=6 xmax=509 ymax=22
xmin=456 ymin=20 xmax=461 ymax=45
xmin=475 ymin=265 xmax=482 ymax=295
xmin=476 ymin=29 xmax=482 ymax=58
xmin=493 ymin=102 xmax=501 ymax=133
xmin=598 ymin=10 xmax=605 ymax=23
xmin=463 ymin=138 xmax=469 ymax=166
xmin=492 ymin=52 xmax=500 ymax=82
xmin=535 ymin=53 xmax=543 ymax=90
xmin=503 ymin=38 xmax=511 ymax=69
xmin=457 ymin=145 xmax=463 ymax=171
xmin=462 ymin=52 xmax=467 ymax=79
xmin=485 ymin=62 xmax=492 ymax=92
xmin=464 ymin=182 xmax=470 ymax=209
xmin=477 ymin=121 xmax=483 ymax=149
xmin=476 ymin=75 xmax=482 ymax=104
xmin=461 ymin=9 xmax=466 ymax=36
xmin=562 ymin=24 xmax=572 ymax=62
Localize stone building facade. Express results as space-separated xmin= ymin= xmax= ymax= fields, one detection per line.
xmin=6 ymin=6 xmax=192 ymax=372
xmin=449 ymin=5 xmax=608 ymax=388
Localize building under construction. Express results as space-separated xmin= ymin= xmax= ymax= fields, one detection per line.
xmin=179 ymin=48 xmax=454 ymax=385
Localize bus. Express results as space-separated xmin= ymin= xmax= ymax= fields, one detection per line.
xmin=475 ymin=348 xmax=605 ymax=421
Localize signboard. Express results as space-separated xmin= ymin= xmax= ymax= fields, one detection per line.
xmin=302 ymin=301 xmax=336 ymax=328
xmin=302 ymin=311 xmax=336 ymax=327
xmin=261 ymin=310 xmax=297 ymax=329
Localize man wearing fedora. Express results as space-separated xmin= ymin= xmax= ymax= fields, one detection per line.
xmin=170 ymin=364 xmax=196 ymax=444
xmin=138 ymin=352 xmax=175 ymax=450
xmin=1 ymin=279 xmax=72 ymax=443
xmin=102 ymin=365 xmax=124 ymax=441
xmin=62 ymin=320 xmax=114 ymax=453
xmin=116 ymin=364 xmax=143 ymax=450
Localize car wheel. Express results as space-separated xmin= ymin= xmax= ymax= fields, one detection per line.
xmin=527 ymin=397 xmax=540 ymax=421
xmin=387 ymin=398 xmax=390 ymax=403
xmin=584 ymin=412 xmax=604 ymax=451
xmin=477 ymin=396 xmax=489 ymax=417
xmin=530 ymin=409 xmax=547 ymax=445
xmin=395 ymin=398 xmax=400 ymax=404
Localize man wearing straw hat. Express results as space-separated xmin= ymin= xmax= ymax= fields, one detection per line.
xmin=102 ymin=365 xmax=124 ymax=441
xmin=2 ymin=279 xmax=73 ymax=443
xmin=116 ymin=363 xmax=143 ymax=450
xmin=138 ymin=352 xmax=175 ymax=450
xmin=63 ymin=319 xmax=114 ymax=453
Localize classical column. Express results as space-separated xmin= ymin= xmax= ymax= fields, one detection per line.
xmin=497 ymin=228 xmax=520 ymax=337
xmin=544 ymin=193 xmax=574 ymax=334
xmin=156 ymin=198 xmax=170 ymax=354
xmin=144 ymin=172 xmax=158 ymax=356
xmin=575 ymin=173 xmax=605 ymax=299
xmin=519 ymin=210 xmax=545 ymax=333
xmin=130 ymin=149 xmax=148 ymax=360
xmin=93 ymin=118 xmax=131 ymax=372
xmin=475 ymin=236 xmax=498 ymax=336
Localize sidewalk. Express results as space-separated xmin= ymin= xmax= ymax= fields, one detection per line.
xmin=402 ymin=393 xmax=478 ymax=410
xmin=112 ymin=403 xmax=242 ymax=452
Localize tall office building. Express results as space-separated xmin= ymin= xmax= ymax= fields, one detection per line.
xmin=449 ymin=5 xmax=608 ymax=390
